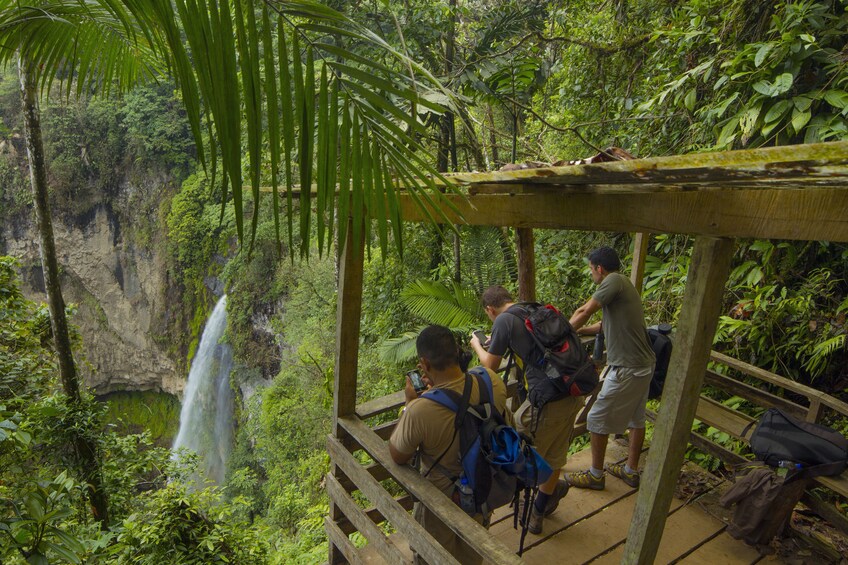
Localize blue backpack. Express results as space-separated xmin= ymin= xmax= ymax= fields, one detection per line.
xmin=422 ymin=367 xmax=553 ymax=518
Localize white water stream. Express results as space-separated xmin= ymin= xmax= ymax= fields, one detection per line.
xmin=172 ymin=295 xmax=234 ymax=485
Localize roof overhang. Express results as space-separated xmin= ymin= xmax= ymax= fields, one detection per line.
xmin=399 ymin=141 xmax=848 ymax=242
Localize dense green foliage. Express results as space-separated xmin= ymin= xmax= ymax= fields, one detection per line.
xmin=0 ymin=258 xmax=268 ymax=563
xmin=99 ymin=391 xmax=181 ymax=447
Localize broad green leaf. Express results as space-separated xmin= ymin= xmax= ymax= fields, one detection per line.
xmin=793 ymin=95 xmax=814 ymax=112
xmin=715 ymin=116 xmax=739 ymax=147
xmin=754 ymin=43 xmax=772 ymax=67
xmin=24 ymin=493 xmax=45 ymax=522
xmin=713 ymin=92 xmax=739 ymax=118
xmin=683 ymin=88 xmax=697 ymax=112
xmin=26 ymin=553 xmax=49 ymax=565
xmin=823 ymin=90 xmax=848 ymax=112
xmin=42 ymin=540 xmax=80 ymax=564
xmin=764 ymin=100 xmax=792 ymax=124
xmin=752 ymin=80 xmax=773 ymax=96
xmin=772 ymin=73 xmax=794 ymax=96
xmin=791 ymin=108 xmax=811 ymax=132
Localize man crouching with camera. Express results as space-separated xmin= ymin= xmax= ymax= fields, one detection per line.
xmin=390 ymin=325 xmax=506 ymax=564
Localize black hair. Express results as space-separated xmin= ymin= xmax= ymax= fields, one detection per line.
xmin=416 ymin=325 xmax=460 ymax=371
xmin=588 ymin=246 xmax=621 ymax=272
xmin=481 ymin=285 xmax=513 ymax=308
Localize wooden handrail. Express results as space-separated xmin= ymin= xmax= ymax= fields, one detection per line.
xmin=337 ymin=415 xmax=524 ymax=565
xmin=326 ymin=473 xmax=409 ymax=564
xmin=709 ymin=350 xmax=848 ymax=418
xmin=327 ymin=433 xmax=459 ymax=564
xmin=703 ymin=369 xmax=806 ymax=420
xmin=357 ymin=391 xmax=405 ymax=420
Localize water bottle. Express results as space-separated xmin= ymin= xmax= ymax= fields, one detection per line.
xmin=593 ymin=331 xmax=605 ymax=361
xmin=777 ymin=460 xmax=802 ymax=470
xmin=457 ymin=477 xmax=475 ymax=515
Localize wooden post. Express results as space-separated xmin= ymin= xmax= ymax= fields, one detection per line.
xmin=622 ymin=237 xmax=734 ymax=564
xmin=516 ymin=227 xmax=536 ymax=302
xmin=329 ymin=219 xmax=366 ymax=564
xmin=630 ymin=232 xmax=650 ymax=294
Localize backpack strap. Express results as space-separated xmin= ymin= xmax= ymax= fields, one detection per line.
xmin=504 ymin=303 xmax=549 ymax=364
xmin=787 ymin=460 xmax=848 ymax=483
xmin=421 ymin=374 xmax=474 ymax=479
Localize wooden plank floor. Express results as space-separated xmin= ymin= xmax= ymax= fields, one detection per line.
xmin=356 ymin=439 xmax=774 ymax=564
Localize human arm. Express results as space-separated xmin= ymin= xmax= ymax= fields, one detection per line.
xmin=470 ymin=332 xmax=502 ymax=372
xmin=569 ymin=297 xmax=602 ymax=333
xmin=577 ymin=321 xmax=602 ymax=337
xmin=389 ymin=379 xmax=423 ymax=465
xmin=390 ymin=442 xmax=415 ymax=465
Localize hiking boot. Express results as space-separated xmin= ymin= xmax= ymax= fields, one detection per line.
xmin=527 ymin=505 xmax=544 ymax=535
xmin=566 ymin=469 xmax=605 ymax=490
xmin=544 ymin=479 xmax=570 ymax=516
xmin=605 ymin=462 xmax=640 ymax=488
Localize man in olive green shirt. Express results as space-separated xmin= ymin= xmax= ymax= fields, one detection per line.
xmin=566 ymin=247 xmax=655 ymax=490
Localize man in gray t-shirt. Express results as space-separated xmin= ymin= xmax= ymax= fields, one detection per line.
xmin=566 ymin=247 xmax=655 ymax=491
xmin=470 ymin=286 xmax=581 ymax=535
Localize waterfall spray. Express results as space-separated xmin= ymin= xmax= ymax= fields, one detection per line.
xmin=172 ymin=295 xmax=234 ymax=485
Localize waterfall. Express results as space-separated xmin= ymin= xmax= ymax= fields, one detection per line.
xmin=172 ymin=295 xmax=234 ymax=485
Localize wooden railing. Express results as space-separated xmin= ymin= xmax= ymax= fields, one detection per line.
xmin=326 ymin=393 xmax=523 ymax=565
xmin=651 ymin=349 xmax=848 ymax=534
xmin=327 ymin=350 xmax=848 ymax=562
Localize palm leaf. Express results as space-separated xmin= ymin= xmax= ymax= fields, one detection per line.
xmin=378 ymin=328 xmax=425 ymax=367
xmin=1 ymin=0 xmax=464 ymax=257
xmin=0 ymin=2 xmax=163 ymax=94
xmin=400 ymin=280 xmax=482 ymax=329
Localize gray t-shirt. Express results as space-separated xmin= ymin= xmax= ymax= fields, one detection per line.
xmin=592 ymin=273 xmax=655 ymax=368
xmin=487 ymin=304 xmax=542 ymax=371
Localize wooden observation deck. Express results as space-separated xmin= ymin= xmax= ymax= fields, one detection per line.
xmin=326 ymin=141 xmax=848 ymax=564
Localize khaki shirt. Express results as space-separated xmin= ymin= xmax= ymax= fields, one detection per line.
xmin=390 ymin=368 xmax=507 ymax=496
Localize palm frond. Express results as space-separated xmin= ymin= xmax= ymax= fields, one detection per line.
xmin=160 ymin=0 xmax=462 ymax=256
xmin=0 ymin=2 xmax=163 ymax=96
xmin=400 ymin=280 xmax=482 ymax=329
xmin=1 ymin=0 xmax=463 ymax=257
xmin=378 ymin=328 xmax=424 ymax=367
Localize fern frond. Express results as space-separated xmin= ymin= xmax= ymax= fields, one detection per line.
xmin=378 ymin=328 xmax=424 ymax=367
xmin=400 ymin=280 xmax=481 ymax=328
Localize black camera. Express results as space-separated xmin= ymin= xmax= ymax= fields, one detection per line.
xmin=406 ymin=370 xmax=427 ymax=393
xmin=473 ymin=330 xmax=488 ymax=349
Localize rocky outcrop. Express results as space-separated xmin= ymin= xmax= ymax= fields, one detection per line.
xmin=1 ymin=203 xmax=183 ymax=395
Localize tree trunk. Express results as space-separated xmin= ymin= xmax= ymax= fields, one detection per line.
xmin=18 ymin=54 xmax=110 ymax=530
xmin=457 ymin=107 xmax=487 ymax=171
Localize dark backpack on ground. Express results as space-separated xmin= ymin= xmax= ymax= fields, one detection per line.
xmin=423 ymin=366 xmax=552 ymax=553
xmin=646 ymin=324 xmax=673 ymax=400
xmin=507 ymin=303 xmax=598 ymax=408
xmin=743 ymin=408 xmax=848 ymax=482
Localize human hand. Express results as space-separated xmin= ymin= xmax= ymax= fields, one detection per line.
xmin=470 ymin=330 xmax=488 ymax=352
xmin=404 ymin=375 xmax=418 ymax=404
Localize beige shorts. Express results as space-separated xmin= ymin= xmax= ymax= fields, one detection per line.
xmin=515 ymin=395 xmax=582 ymax=470
xmin=586 ymin=364 xmax=654 ymax=435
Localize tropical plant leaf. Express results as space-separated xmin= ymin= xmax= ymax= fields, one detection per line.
xmin=378 ymin=328 xmax=425 ymax=367
xmin=399 ymin=280 xmax=481 ymax=329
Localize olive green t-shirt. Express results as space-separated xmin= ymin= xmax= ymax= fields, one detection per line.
xmin=389 ymin=368 xmax=507 ymax=496
xmin=592 ymin=272 xmax=655 ymax=368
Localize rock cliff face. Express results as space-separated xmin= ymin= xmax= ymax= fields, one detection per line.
xmin=1 ymin=202 xmax=184 ymax=396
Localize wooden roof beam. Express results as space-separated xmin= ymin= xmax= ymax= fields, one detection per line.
xmin=447 ymin=141 xmax=848 ymax=188
xmin=399 ymin=188 xmax=848 ymax=242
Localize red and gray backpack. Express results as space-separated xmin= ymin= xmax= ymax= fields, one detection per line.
xmin=507 ymin=303 xmax=599 ymax=407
